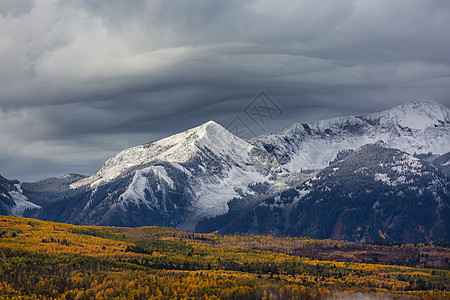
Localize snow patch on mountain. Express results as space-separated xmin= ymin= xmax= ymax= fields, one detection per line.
xmin=285 ymin=188 xmax=311 ymax=207
xmin=391 ymin=154 xmax=423 ymax=175
xmin=8 ymin=184 xmax=41 ymax=217
xmin=117 ymin=164 xmax=181 ymax=211
xmin=152 ymin=166 xmax=175 ymax=189
xmin=193 ymin=167 xmax=270 ymax=219
xmin=284 ymin=136 xmax=374 ymax=172
xmin=9 ymin=190 xmax=41 ymax=216
xmin=117 ymin=166 xmax=173 ymax=209
xmin=374 ymin=173 xmax=398 ymax=186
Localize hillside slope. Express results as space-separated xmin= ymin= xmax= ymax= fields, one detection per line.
xmin=210 ymin=144 xmax=450 ymax=243
xmin=0 ymin=215 xmax=449 ymax=299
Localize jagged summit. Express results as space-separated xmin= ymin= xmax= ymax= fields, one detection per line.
xmin=385 ymin=100 xmax=448 ymax=113
xmin=191 ymin=120 xmax=258 ymax=155
xmin=70 ymin=121 xmax=227 ymax=188
xmin=273 ymin=100 xmax=449 ymax=136
xmin=368 ymin=100 xmax=450 ymax=130
xmin=253 ymin=100 xmax=450 ymax=172
xmin=71 ymin=120 xmax=275 ymax=189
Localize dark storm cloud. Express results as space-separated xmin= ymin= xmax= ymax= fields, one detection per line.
xmin=0 ymin=0 xmax=449 ymax=181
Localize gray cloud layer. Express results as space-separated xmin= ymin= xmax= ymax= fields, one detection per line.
xmin=1 ymin=0 xmax=449 ymax=181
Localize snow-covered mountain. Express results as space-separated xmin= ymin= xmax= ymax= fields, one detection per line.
xmin=34 ymin=121 xmax=283 ymax=228
xmin=2 ymin=100 xmax=448 ymax=243
xmin=71 ymin=121 xmax=278 ymax=189
xmin=209 ymin=144 xmax=450 ymax=243
xmin=252 ymin=101 xmax=450 ymax=172
xmin=0 ymin=175 xmax=40 ymax=217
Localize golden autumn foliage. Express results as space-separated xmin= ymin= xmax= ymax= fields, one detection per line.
xmin=0 ymin=215 xmax=449 ymax=299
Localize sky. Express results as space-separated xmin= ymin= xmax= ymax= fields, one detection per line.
xmin=1 ymin=0 xmax=450 ymax=181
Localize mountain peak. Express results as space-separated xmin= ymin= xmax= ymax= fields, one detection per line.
xmin=371 ymin=100 xmax=450 ymax=131
xmin=393 ymin=100 xmax=447 ymax=110
xmin=201 ymin=120 xmax=221 ymax=127
xmin=71 ymin=120 xmax=265 ymax=189
xmin=383 ymin=99 xmax=449 ymax=115
xmin=193 ymin=120 xmax=231 ymax=138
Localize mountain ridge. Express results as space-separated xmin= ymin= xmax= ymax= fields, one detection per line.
xmin=252 ymin=100 xmax=450 ymax=172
